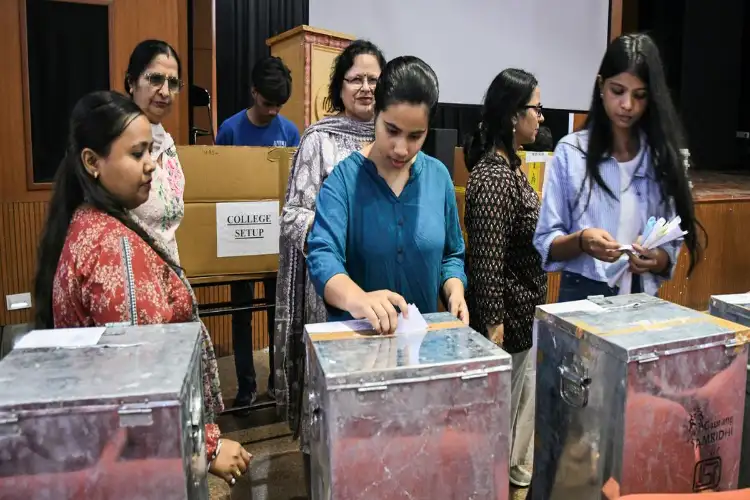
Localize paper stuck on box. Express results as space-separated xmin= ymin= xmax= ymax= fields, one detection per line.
xmin=712 ymin=293 xmax=750 ymax=305
xmin=15 ymin=327 xmax=106 ymax=349
xmin=539 ymin=300 xmax=605 ymax=315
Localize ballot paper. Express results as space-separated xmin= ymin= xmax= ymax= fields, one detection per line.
xmin=304 ymin=303 xmax=429 ymax=335
xmin=606 ymin=215 xmax=688 ymax=294
xmin=394 ymin=304 xmax=429 ymax=334
xmin=14 ymin=327 xmax=106 ymax=349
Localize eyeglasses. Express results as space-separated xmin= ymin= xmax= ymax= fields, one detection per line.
xmin=344 ymin=75 xmax=379 ymax=89
xmin=524 ymin=104 xmax=544 ymax=118
xmin=143 ymin=72 xmax=184 ymax=94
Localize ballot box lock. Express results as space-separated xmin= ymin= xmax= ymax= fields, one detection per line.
xmin=559 ymin=362 xmax=591 ymax=408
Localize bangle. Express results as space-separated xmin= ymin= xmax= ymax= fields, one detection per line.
xmin=209 ymin=438 xmax=223 ymax=469
xmin=579 ymin=229 xmax=587 ymax=253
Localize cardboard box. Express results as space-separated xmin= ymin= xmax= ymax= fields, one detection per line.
xmin=518 ymin=150 xmax=550 ymax=194
xmin=174 ymin=146 xmax=295 ymax=278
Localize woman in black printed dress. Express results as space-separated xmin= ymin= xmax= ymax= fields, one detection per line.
xmin=463 ymin=68 xmax=547 ymax=489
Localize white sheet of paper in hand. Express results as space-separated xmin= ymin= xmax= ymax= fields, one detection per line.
xmin=395 ymin=304 xmax=429 ymax=334
xmin=14 ymin=327 xmax=106 ymax=349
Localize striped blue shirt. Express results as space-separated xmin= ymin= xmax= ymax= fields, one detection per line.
xmin=533 ymin=130 xmax=681 ymax=296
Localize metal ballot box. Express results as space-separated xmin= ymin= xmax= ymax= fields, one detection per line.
xmin=305 ymin=312 xmax=512 ymax=500
xmin=0 ymin=323 xmax=208 ymax=500
xmin=709 ymin=293 xmax=750 ymax=488
xmin=532 ymin=294 xmax=748 ymax=499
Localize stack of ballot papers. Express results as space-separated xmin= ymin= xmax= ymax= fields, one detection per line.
xmin=606 ymin=215 xmax=688 ymax=294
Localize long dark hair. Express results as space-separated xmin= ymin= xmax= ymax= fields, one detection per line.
xmin=327 ymin=40 xmax=386 ymax=113
xmin=373 ymin=56 xmax=439 ymax=117
xmin=581 ymin=32 xmax=704 ymax=274
xmin=34 ymin=91 xmax=179 ymax=328
xmin=464 ymin=68 xmax=538 ymax=171
xmin=124 ymin=39 xmax=182 ymax=95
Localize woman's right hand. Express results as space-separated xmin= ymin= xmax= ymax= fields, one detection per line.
xmin=580 ymin=228 xmax=623 ymax=263
xmin=487 ymin=324 xmax=504 ymax=346
xmin=348 ymin=290 xmax=409 ymax=335
xmin=209 ymin=439 xmax=252 ymax=486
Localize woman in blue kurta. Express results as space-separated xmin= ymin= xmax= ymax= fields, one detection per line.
xmin=307 ymin=56 xmax=468 ymax=334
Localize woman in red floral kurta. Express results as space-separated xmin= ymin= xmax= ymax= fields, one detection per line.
xmin=34 ymin=90 xmax=250 ymax=487
xmin=53 ymin=204 xmax=225 ymax=456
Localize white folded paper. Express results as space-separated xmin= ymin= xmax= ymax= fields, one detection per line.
xmin=606 ymin=215 xmax=687 ymax=294
xmin=304 ymin=303 xmax=428 ymax=335
xmin=15 ymin=327 xmax=106 ymax=349
xmin=395 ymin=303 xmax=429 ymax=334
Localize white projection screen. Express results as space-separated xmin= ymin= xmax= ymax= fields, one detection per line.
xmin=310 ymin=0 xmax=610 ymax=110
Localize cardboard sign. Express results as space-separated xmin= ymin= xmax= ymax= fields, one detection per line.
xmin=522 ymin=151 xmax=552 ymax=193
xmin=215 ymin=201 xmax=280 ymax=258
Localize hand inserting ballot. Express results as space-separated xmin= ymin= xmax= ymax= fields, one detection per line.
xmin=487 ymin=324 xmax=504 ymax=346
xmin=348 ymin=289 xmax=409 ymax=335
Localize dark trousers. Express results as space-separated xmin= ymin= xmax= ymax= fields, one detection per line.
xmin=530 ymin=271 xmax=641 ymax=499
xmin=231 ymin=278 xmax=276 ymax=400
xmin=557 ymin=270 xmax=642 ymax=302
xmin=303 ymin=452 xmax=312 ymax=497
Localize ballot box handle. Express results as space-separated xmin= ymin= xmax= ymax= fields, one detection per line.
xmin=309 ymin=389 xmax=322 ymax=441
xmin=558 ymin=364 xmax=591 ymax=408
xmin=0 ymin=413 xmax=20 ymax=438
xmin=189 ymin=384 xmax=208 ymax=484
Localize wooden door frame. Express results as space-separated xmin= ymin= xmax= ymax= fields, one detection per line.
xmin=19 ymin=0 xmax=116 ymax=191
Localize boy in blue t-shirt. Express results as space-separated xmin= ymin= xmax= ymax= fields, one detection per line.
xmin=217 ymin=56 xmax=299 ymax=414
xmin=216 ymin=56 xmax=300 ymax=147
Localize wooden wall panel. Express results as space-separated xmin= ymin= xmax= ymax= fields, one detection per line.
xmin=109 ymin=0 xmax=189 ymax=145
xmin=191 ymin=0 xmax=217 ymax=141
xmin=610 ymin=0 xmax=623 ymax=40
xmin=547 ymin=272 xmax=560 ymax=304
xmin=0 ymin=202 xmax=48 ymax=326
xmin=194 ymin=285 xmax=230 ymax=356
xmin=659 ymin=200 xmax=750 ymax=310
xmin=0 ymin=0 xmax=48 ymax=204
xmin=194 ymin=282 xmax=271 ymax=358
xmin=573 ymin=113 xmax=588 ymax=132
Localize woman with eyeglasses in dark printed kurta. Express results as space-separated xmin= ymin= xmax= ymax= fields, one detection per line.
xmin=463 ymin=68 xmax=548 ymax=489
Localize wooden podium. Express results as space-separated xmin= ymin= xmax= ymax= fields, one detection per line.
xmin=266 ymin=25 xmax=356 ymax=133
